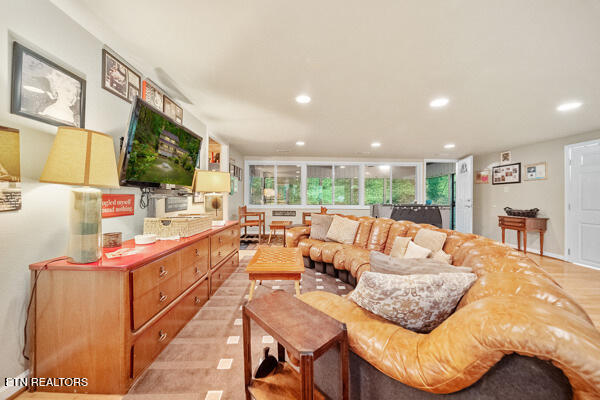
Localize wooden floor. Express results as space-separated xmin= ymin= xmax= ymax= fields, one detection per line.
xmin=15 ymin=252 xmax=600 ymax=400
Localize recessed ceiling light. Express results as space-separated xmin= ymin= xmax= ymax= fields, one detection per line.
xmin=430 ymin=97 xmax=449 ymax=108
xmin=556 ymin=101 xmax=582 ymax=112
xmin=371 ymin=142 xmax=381 ymax=148
xmin=444 ymin=143 xmax=456 ymax=149
xmin=295 ymin=94 xmax=311 ymax=104
xmin=295 ymin=141 xmax=305 ymax=146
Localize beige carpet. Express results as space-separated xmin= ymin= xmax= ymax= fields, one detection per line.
xmin=124 ymin=252 xmax=352 ymax=400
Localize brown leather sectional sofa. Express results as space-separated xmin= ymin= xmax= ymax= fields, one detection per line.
xmin=285 ymin=215 xmax=600 ymax=399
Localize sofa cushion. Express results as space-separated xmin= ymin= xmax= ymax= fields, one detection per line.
xmin=349 ymin=271 xmax=477 ymax=332
xmin=414 ymin=229 xmax=447 ymax=253
xmin=320 ymin=242 xmax=345 ymax=264
xmin=383 ymin=221 xmax=416 ymax=254
xmin=326 ymin=215 xmax=360 ymax=244
xmin=389 ymin=236 xmax=411 ymax=258
xmin=366 ymin=218 xmax=394 ymax=252
xmin=298 ymin=238 xmax=324 ymax=257
xmin=370 ymin=251 xmax=472 ymax=275
xmin=309 ymin=214 xmax=334 ymax=241
xmin=404 ymin=241 xmax=432 ymax=259
xmin=352 ymin=217 xmax=375 ymax=248
xmin=432 ymin=249 xmax=453 ymax=264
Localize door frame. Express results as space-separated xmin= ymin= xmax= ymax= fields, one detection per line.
xmin=564 ymin=138 xmax=600 ymax=268
xmin=424 ymin=159 xmax=457 ymax=229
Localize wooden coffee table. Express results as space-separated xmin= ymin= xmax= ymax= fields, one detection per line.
xmin=243 ymin=291 xmax=349 ymax=400
xmin=246 ymin=247 xmax=304 ymax=301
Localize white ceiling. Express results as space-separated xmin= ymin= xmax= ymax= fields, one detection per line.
xmin=53 ymin=0 xmax=600 ymax=158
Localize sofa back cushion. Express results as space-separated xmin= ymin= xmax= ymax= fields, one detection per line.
xmin=309 ymin=214 xmax=334 ymax=241
xmin=349 ymin=271 xmax=477 ymax=333
xmin=326 ymin=215 xmax=360 ymax=244
xmin=366 ymin=218 xmax=394 ymax=252
xmin=383 ymin=221 xmax=415 ymax=254
xmin=353 ymin=217 xmax=375 ymax=248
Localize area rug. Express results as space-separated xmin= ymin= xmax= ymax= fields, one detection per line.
xmin=124 ymin=252 xmax=352 ymax=400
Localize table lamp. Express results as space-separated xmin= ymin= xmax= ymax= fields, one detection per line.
xmin=40 ymin=127 xmax=120 ymax=263
xmin=192 ymin=170 xmax=230 ymax=226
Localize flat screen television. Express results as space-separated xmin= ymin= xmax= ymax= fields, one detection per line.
xmin=120 ymin=98 xmax=202 ymax=188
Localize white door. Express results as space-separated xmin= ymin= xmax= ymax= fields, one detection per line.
xmin=565 ymin=140 xmax=600 ymax=268
xmin=455 ymin=155 xmax=473 ymax=233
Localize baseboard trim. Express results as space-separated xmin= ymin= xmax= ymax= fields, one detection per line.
xmin=505 ymin=243 xmax=565 ymax=261
xmin=1 ymin=370 xmax=29 ymax=399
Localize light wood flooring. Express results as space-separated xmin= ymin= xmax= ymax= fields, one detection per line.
xmin=15 ymin=251 xmax=600 ymax=400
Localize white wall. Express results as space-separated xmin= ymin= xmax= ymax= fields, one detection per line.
xmin=0 ymin=0 xmax=220 ymax=390
xmin=473 ymin=129 xmax=600 ymax=258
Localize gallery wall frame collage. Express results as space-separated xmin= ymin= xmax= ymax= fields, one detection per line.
xmin=475 ymin=151 xmax=548 ymax=185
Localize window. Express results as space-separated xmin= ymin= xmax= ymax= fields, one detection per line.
xmin=364 ymin=165 xmax=390 ymax=205
xmin=276 ymin=165 xmax=301 ymax=205
xmin=307 ymin=165 xmax=333 ymax=205
xmin=334 ymin=165 xmax=359 ymax=205
xmin=249 ymin=165 xmax=275 ymax=205
xmin=391 ymin=166 xmax=416 ymax=204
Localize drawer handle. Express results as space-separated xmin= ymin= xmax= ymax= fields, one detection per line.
xmin=194 ymin=296 xmax=201 ymax=305
xmin=195 ymin=266 xmax=201 ymax=275
xmin=159 ymin=266 xmax=168 ymax=278
xmin=159 ymin=292 xmax=168 ymax=302
xmin=195 ymin=248 xmax=199 ymax=256
xmin=158 ymin=330 xmax=168 ymax=342
xmin=219 ymin=237 xmax=223 ymax=244
xmin=218 ymin=251 xmax=222 ymax=257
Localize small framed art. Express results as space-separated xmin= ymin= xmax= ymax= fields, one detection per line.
xmin=142 ymin=80 xmax=164 ymax=111
xmin=101 ymin=49 xmax=141 ymax=103
xmin=163 ymin=95 xmax=183 ymax=124
xmin=475 ymin=169 xmax=489 ymax=184
xmin=11 ymin=42 xmax=86 ymax=127
xmin=492 ymin=162 xmax=521 ymax=185
xmin=525 ymin=162 xmax=547 ymax=181
xmin=500 ymin=151 xmax=511 ymax=164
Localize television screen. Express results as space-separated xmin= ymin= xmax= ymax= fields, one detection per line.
xmin=121 ymin=98 xmax=202 ymax=187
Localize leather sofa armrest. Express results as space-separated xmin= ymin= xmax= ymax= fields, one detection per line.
xmin=286 ymin=226 xmax=310 ymax=248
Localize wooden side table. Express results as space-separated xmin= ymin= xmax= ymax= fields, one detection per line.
xmin=243 ymin=291 xmax=349 ymax=400
xmin=268 ymin=220 xmax=292 ymax=245
xmin=498 ymin=215 xmax=549 ymax=255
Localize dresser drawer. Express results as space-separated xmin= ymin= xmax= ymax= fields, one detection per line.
xmin=181 ymin=262 xmax=208 ymax=290
xmin=210 ymin=227 xmax=239 ymax=268
xmin=210 ymin=252 xmax=238 ymax=296
xmin=132 ymin=253 xmax=180 ymax=299
xmin=181 ymin=238 xmax=209 ymax=269
xmin=132 ymin=273 xmax=181 ymax=330
xmin=179 ymin=278 xmax=209 ymax=322
xmin=499 ymin=217 xmax=526 ymax=229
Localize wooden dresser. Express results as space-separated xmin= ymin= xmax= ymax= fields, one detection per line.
xmin=28 ymin=221 xmax=240 ymax=394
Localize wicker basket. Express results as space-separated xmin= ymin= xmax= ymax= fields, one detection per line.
xmin=143 ymin=216 xmax=212 ymax=238
xmin=504 ymin=207 xmax=539 ymax=218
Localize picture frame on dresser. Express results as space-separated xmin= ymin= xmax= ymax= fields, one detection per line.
xmin=11 ymin=42 xmax=86 ymax=128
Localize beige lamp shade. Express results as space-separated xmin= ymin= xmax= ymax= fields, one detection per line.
xmin=193 ymin=170 xmax=230 ymax=193
xmin=40 ymin=127 xmax=120 ymax=188
xmin=0 ymin=126 xmax=20 ymax=182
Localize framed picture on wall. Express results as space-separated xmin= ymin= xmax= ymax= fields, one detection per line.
xmin=500 ymin=151 xmax=512 ymax=164
xmin=475 ymin=169 xmax=490 ymax=184
xmin=525 ymin=162 xmax=547 ymax=181
xmin=163 ymin=95 xmax=183 ymax=124
xmin=11 ymin=42 xmax=86 ymax=128
xmin=142 ymin=79 xmax=164 ymax=111
xmin=101 ymin=49 xmax=141 ymax=103
xmin=492 ymin=162 xmax=521 ymax=185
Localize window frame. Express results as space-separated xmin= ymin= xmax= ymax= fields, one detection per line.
xmin=244 ymin=160 xmax=423 ymax=209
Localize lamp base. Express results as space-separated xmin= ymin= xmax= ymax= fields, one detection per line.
xmin=67 ymin=187 xmax=102 ymax=264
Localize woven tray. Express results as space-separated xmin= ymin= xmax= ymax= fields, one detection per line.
xmin=143 ymin=216 xmax=212 ymax=238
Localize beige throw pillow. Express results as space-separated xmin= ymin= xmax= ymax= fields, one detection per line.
xmin=432 ymin=249 xmax=453 ymax=264
xmin=349 ymin=271 xmax=477 ymax=333
xmin=389 ymin=236 xmax=411 ymax=258
xmin=370 ymin=251 xmax=472 ymax=275
xmin=403 ymin=241 xmax=431 ymax=259
xmin=325 ymin=215 xmax=360 ymax=244
xmin=309 ymin=214 xmax=334 ymax=241
xmin=414 ymin=229 xmax=447 ymax=253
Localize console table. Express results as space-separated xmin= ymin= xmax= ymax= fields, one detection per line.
xmin=28 ymin=221 xmax=240 ymax=394
xmin=498 ymin=216 xmax=549 ymax=256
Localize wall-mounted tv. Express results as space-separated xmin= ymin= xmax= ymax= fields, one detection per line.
xmin=120 ymin=98 xmax=202 ymax=188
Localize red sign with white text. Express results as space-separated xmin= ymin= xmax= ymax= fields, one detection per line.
xmin=102 ymin=194 xmax=135 ymax=218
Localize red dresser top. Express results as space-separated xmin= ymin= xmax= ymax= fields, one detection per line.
xmin=30 ymin=221 xmax=239 ymax=272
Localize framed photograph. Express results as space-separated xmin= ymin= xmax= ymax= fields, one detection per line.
xmin=525 ymin=162 xmax=547 ymax=181
xmin=102 ymin=49 xmax=141 ymax=103
xmin=500 ymin=151 xmax=511 ymax=164
xmin=163 ymin=95 xmax=183 ymax=124
xmin=475 ymin=169 xmax=490 ymax=184
xmin=11 ymin=42 xmax=86 ymax=127
xmin=492 ymin=162 xmax=521 ymax=185
xmin=142 ymin=80 xmax=164 ymax=111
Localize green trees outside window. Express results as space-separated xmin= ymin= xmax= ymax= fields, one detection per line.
xmin=426 ymin=175 xmax=450 ymax=205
